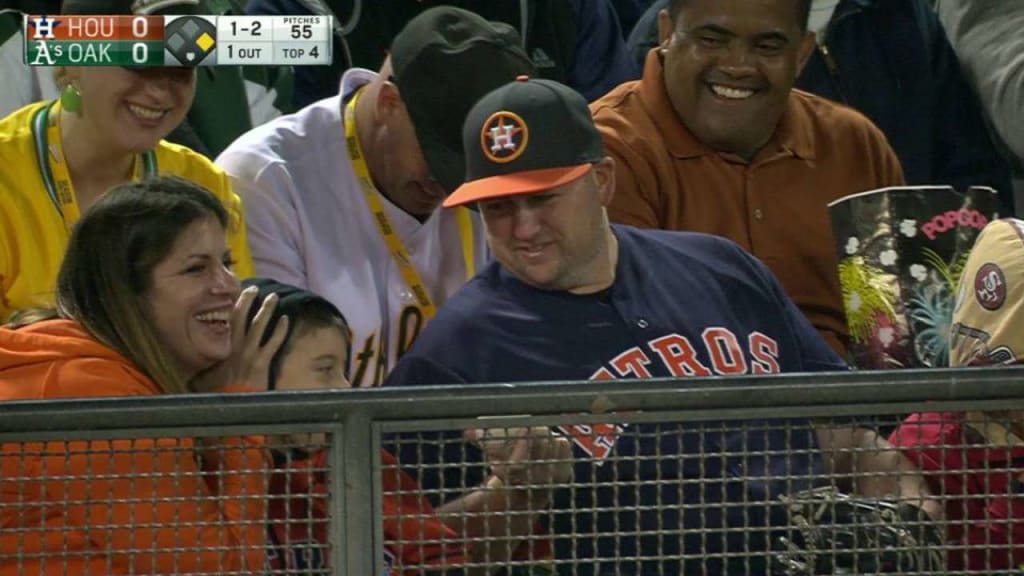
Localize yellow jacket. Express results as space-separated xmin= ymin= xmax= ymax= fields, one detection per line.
xmin=0 ymin=101 xmax=254 ymax=321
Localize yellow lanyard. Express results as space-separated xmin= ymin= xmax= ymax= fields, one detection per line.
xmin=31 ymin=100 xmax=155 ymax=234
xmin=343 ymin=89 xmax=476 ymax=319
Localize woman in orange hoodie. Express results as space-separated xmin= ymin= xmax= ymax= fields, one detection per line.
xmin=0 ymin=176 xmax=287 ymax=574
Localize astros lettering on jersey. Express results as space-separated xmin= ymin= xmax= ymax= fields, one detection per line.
xmin=387 ymin=227 xmax=849 ymax=575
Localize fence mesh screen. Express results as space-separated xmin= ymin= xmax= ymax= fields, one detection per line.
xmin=384 ymin=412 xmax=1022 ymax=575
xmin=0 ymin=397 xmax=1022 ymax=575
xmin=0 ymin=433 xmax=332 ymax=575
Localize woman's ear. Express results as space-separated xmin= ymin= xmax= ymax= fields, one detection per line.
xmin=53 ymin=65 xmax=78 ymax=88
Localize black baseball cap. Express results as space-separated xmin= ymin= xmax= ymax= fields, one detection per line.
xmin=389 ymin=6 xmax=536 ymax=195
xmin=62 ymin=0 xmax=200 ymax=14
xmin=242 ymin=277 xmax=350 ymax=390
xmin=444 ymin=77 xmax=604 ymax=208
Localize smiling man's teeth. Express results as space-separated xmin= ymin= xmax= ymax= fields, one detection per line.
xmin=128 ymin=104 xmax=165 ymax=120
xmin=710 ymin=85 xmax=755 ymax=100
xmin=195 ymin=311 xmax=230 ymax=322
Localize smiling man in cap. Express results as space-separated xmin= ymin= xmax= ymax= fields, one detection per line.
xmin=386 ymin=76 xmax=937 ymax=575
xmin=217 ymin=6 xmax=535 ymax=388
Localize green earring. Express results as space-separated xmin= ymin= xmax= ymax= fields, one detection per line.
xmin=60 ymin=84 xmax=82 ymax=114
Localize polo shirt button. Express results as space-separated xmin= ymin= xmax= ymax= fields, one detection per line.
xmin=637 ymin=319 xmax=649 ymax=328
xmin=753 ymin=208 xmax=764 ymax=220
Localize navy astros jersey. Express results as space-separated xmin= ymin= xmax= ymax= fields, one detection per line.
xmin=385 ymin=225 xmax=848 ymax=575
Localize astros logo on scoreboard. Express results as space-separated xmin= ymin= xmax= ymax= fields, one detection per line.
xmin=29 ymin=16 xmax=60 ymax=39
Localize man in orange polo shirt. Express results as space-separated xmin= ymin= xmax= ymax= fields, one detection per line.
xmin=591 ymin=0 xmax=904 ymax=359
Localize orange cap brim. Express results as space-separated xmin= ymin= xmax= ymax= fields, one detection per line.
xmin=443 ymin=164 xmax=593 ymax=208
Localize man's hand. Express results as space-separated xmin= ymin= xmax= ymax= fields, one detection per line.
xmin=465 ymin=426 xmax=573 ymax=495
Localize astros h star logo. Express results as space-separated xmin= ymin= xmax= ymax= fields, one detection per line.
xmin=480 ymin=111 xmax=529 ymax=164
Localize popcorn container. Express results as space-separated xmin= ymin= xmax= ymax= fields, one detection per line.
xmin=828 ymin=186 xmax=1000 ymax=369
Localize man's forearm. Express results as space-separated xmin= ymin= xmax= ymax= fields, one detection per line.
xmin=814 ymin=425 xmax=941 ymax=518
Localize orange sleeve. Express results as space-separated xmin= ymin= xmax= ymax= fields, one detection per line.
xmin=0 ymin=360 xmax=268 ymax=574
xmin=594 ymin=115 xmax=664 ymax=230
xmin=379 ymin=451 xmax=468 ymax=574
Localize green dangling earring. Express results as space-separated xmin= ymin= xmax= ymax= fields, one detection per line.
xmin=60 ymin=84 xmax=82 ymax=114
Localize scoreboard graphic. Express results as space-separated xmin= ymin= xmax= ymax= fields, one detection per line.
xmin=24 ymin=14 xmax=332 ymax=67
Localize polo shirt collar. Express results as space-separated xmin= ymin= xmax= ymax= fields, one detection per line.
xmin=636 ymin=48 xmax=816 ymax=162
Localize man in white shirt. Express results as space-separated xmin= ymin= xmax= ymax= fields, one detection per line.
xmin=217 ymin=6 xmax=535 ymax=387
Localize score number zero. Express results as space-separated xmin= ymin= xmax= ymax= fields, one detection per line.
xmin=127 ymin=16 xmax=153 ymax=65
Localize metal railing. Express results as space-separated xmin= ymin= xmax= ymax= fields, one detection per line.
xmin=0 ymin=366 xmax=1022 ymax=574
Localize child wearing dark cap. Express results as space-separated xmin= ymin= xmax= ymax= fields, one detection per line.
xmin=243 ymin=278 xmax=572 ymax=575
xmin=243 ymin=277 xmax=352 ymax=451
xmin=242 ymin=277 xmax=465 ymax=574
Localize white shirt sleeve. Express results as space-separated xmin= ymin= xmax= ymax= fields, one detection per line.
xmin=0 ymin=30 xmax=58 ymax=118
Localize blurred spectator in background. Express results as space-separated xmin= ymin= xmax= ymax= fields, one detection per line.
xmin=0 ymin=176 xmax=280 ymax=574
xmin=592 ymin=0 xmax=905 ymax=359
xmin=246 ymin=0 xmax=635 ymax=105
xmin=0 ymin=1 xmax=61 ymax=118
xmin=627 ymin=0 xmax=1014 ymax=212
xmin=217 ymin=7 xmax=531 ymax=387
xmin=0 ymin=0 xmax=254 ymax=322
xmin=609 ymin=0 xmax=657 ymax=37
xmin=937 ymin=0 xmax=1024 ymax=211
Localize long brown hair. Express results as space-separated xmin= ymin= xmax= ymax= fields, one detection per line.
xmin=55 ymin=176 xmax=230 ymax=394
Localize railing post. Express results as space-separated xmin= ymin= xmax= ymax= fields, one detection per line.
xmin=331 ymin=410 xmax=376 ymax=576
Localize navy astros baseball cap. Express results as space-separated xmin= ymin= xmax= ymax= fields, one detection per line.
xmin=444 ymin=76 xmax=604 ymax=208
xmin=389 ymin=6 xmax=536 ymax=195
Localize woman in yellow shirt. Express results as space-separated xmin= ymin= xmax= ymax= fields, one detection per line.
xmin=0 ymin=0 xmax=253 ymax=321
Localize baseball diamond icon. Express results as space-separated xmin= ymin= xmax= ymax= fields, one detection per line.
xmin=163 ymin=16 xmax=216 ymax=66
